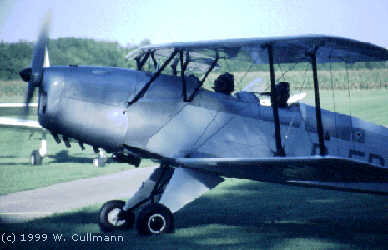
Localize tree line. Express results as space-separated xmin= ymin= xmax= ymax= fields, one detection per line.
xmin=0 ymin=37 xmax=142 ymax=80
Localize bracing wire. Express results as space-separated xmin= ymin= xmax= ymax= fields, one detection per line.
xmin=275 ymin=61 xmax=298 ymax=83
xmin=344 ymin=62 xmax=353 ymax=118
xmin=263 ymin=61 xmax=299 ymax=92
xmin=344 ymin=62 xmax=355 ymax=149
xmin=236 ymin=62 xmax=255 ymax=91
xmin=329 ymin=55 xmax=339 ymax=154
xmin=329 ymin=58 xmax=337 ymax=114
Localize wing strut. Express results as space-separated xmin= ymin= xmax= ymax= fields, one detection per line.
xmin=265 ymin=44 xmax=285 ymax=156
xmin=129 ymin=50 xmax=178 ymax=105
xmin=135 ymin=52 xmax=151 ymax=71
xmin=179 ymin=50 xmax=190 ymax=101
xmin=180 ymin=49 xmax=219 ymax=102
xmin=308 ymin=48 xmax=327 ymax=155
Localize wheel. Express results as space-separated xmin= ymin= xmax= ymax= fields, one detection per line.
xmin=31 ymin=150 xmax=42 ymax=165
xmin=98 ymin=200 xmax=134 ymax=232
xmin=136 ymin=203 xmax=174 ymax=235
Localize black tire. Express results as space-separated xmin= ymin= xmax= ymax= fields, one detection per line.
xmin=31 ymin=150 xmax=42 ymax=165
xmin=136 ymin=203 xmax=174 ymax=235
xmin=98 ymin=200 xmax=134 ymax=232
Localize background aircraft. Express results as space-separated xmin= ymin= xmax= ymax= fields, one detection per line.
xmin=0 ymin=103 xmax=108 ymax=166
xmin=9 ymin=15 xmax=388 ymax=235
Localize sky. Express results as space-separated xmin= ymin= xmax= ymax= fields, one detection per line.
xmin=0 ymin=0 xmax=387 ymax=48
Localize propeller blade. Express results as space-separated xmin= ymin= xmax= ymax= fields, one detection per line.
xmin=43 ymin=47 xmax=50 ymax=68
xmin=23 ymin=82 xmax=35 ymax=115
xmin=22 ymin=11 xmax=51 ymax=114
xmin=31 ymin=12 xmax=50 ymax=85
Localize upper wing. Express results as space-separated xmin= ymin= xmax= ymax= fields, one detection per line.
xmin=131 ymin=35 xmax=388 ymax=64
xmin=0 ymin=117 xmax=43 ymax=132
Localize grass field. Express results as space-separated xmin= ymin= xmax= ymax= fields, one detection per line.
xmin=1 ymin=180 xmax=387 ymax=249
xmin=0 ymin=126 xmax=155 ymax=195
xmin=303 ymin=89 xmax=388 ymax=125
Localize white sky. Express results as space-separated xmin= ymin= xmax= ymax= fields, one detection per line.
xmin=0 ymin=0 xmax=387 ymax=47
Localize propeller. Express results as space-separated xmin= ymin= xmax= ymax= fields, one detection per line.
xmin=19 ymin=13 xmax=50 ymax=115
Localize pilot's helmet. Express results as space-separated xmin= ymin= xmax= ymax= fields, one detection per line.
xmin=213 ymin=72 xmax=234 ymax=95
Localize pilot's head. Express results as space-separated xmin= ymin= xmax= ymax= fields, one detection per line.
xmin=276 ymin=81 xmax=290 ymax=107
xmin=213 ymin=72 xmax=234 ymax=95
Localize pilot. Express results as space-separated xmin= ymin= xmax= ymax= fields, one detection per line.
xmin=213 ymin=72 xmax=234 ymax=95
xmin=275 ymin=81 xmax=290 ymax=108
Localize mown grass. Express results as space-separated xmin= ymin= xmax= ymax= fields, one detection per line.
xmin=0 ymin=127 xmax=153 ymax=195
xmin=303 ymin=89 xmax=388 ymax=125
xmin=1 ymin=179 xmax=387 ymax=249
xmin=0 ymin=80 xmax=28 ymax=102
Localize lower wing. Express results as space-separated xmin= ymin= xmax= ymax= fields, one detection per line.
xmin=172 ymin=156 xmax=388 ymax=194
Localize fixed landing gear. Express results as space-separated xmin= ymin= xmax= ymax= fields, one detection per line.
xmin=136 ymin=203 xmax=174 ymax=235
xmin=93 ymin=149 xmax=107 ymax=168
xmin=98 ymin=164 xmax=175 ymax=235
xmin=30 ymin=134 xmax=47 ymax=166
xmin=98 ymin=200 xmax=135 ymax=232
xmin=98 ymin=201 xmax=174 ymax=235
xmin=31 ymin=150 xmax=43 ymax=165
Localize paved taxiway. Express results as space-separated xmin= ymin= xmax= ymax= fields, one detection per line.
xmin=0 ymin=166 xmax=156 ymax=222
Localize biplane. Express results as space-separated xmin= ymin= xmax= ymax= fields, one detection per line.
xmin=6 ymin=16 xmax=388 ymax=235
